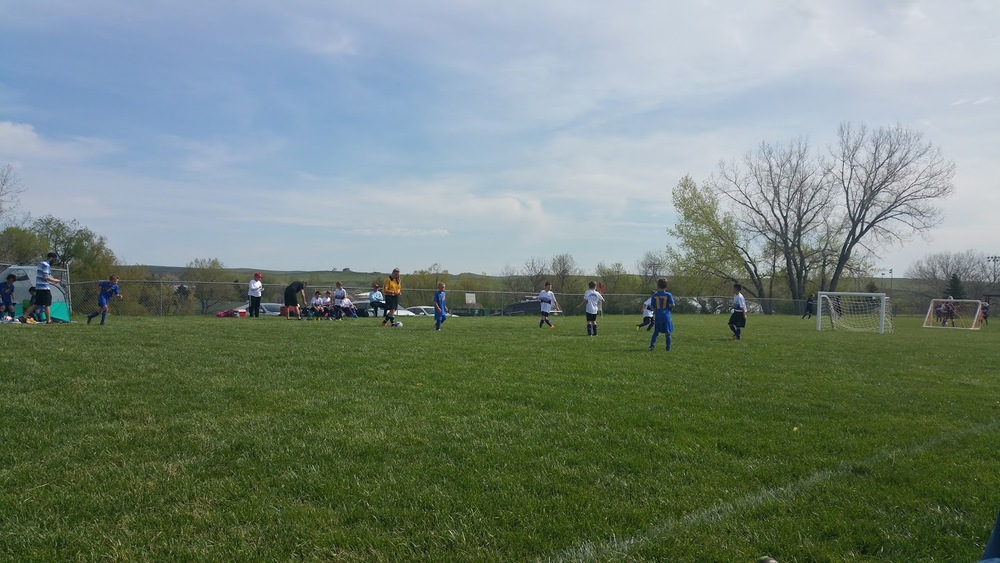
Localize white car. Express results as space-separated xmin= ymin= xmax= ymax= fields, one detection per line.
xmin=408 ymin=306 xmax=458 ymax=317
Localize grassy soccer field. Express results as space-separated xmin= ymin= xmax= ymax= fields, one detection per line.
xmin=1 ymin=313 xmax=998 ymax=561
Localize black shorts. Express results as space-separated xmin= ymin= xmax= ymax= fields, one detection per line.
xmin=35 ymin=289 xmax=53 ymax=307
xmin=586 ymin=312 xmax=598 ymax=322
xmin=541 ymin=311 xmax=550 ymax=318
xmin=728 ymin=311 xmax=746 ymax=328
xmin=386 ymin=294 xmax=399 ymax=311
xmin=283 ymin=290 xmax=299 ymax=307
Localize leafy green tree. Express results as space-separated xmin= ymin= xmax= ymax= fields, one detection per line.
xmin=408 ymin=263 xmax=448 ymax=290
xmin=183 ymin=258 xmax=236 ymax=314
xmin=0 ymin=226 xmax=46 ymax=265
xmin=666 ymin=175 xmax=774 ymax=308
xmin=29 ymin=216 xmax=116 ymax=282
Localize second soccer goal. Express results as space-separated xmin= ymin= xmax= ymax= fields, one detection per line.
xmin=816 ymin=291 xmax=893 ymax=334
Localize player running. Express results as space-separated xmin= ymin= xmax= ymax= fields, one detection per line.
xmin=538 ymin=282 xmax=558 ymax=329
xmin=87 ymin=275 xmax=123 ymax=325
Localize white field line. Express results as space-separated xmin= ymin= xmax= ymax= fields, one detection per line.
xmin=542 ymin=421 xmax=1000 ymax=562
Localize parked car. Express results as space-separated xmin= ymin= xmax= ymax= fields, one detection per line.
xmin=500 ymin=297 xmax=562 ymax=316
xmin=257 ymin=302 xmax=283 ymax=316
xmin=354 ymin=291 xmax=416 ymax=317
xmin=407 ymin=306 xmax=458 ymax=317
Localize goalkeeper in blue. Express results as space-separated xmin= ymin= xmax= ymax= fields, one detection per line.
xmin=648 ymin=277 xmax=675 ymax=351
xmin=87 ymin=275 xmax=123 ymax=325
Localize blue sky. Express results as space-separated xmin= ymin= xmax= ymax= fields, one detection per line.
xmin=1 ymin=1 xmax=997 ymax=275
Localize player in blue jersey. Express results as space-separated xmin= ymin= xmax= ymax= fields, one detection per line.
xmin=0 ymin=274 xmax=16 ymax=318
xmin=433 ymin=282 xmax=448 ymax=331
xmin=648 ymin=278 xmax=675 ymax=351
xmin=87 ymin=275 xmax=123 ymax=325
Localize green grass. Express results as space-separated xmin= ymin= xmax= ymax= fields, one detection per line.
xmin=1 ymin=313 xmax=998 ymax=561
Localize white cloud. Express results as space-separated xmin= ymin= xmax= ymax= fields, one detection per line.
xmin=0 ymin=121 xmax=119 ymax=163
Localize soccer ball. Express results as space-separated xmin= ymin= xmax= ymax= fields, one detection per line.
xmin=394 ymin=321 xmax=403 ymax=328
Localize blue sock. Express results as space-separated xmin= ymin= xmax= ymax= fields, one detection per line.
xmin=665 ymin=334 xmax=672 ymax=351
xmin=593 ymin=324 xmax=598 ymax=336
xmin=101 ymin=311 xmax=107 ymax=324
xmin=587 ymin=324 xmax=592 ymax=336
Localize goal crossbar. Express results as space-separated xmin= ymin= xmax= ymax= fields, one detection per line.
xmin=816 ymin=291 xmax=892 ymax=334
xmin=921 ymin=299 xmax=983 ymax=330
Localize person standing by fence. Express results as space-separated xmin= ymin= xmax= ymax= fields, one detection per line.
xmin=247 ymin=272 xmax=263 ymax=317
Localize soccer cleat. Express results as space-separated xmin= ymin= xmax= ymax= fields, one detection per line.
xmin=549 ymin=324 xmax=555 ymax=329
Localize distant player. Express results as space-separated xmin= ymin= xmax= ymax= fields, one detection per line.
xmin=803 ymin=294 xmax=815 ymax=319
xmin=0 ymin=274 xmax=16 ymax=318
xmin=580 ymin=281 xmax=604 ymax=337
xmin=433 ymin=282 xmax=448 ymax=331
xmin=648 ymin=277 xmax=675 ymax=351
xmin=382 ymin=268 xmax=402 ymax=327
xmin=981 ymin=299 xmax=990 ymax=326
xmin=729 ymin=283 xmax=747 ymax=340
xmin=636 ymin=297 xmax=654 ymax=331
xmin=87 ymin=275 xmax=122 ymax=325
xmin=538 ymin=282 xmax=558 ymax=329
xmin=942 ymin=297 xmax=956 ymax=327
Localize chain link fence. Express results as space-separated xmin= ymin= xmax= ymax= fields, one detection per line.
xmin=63 ymin=280 xmax=921 ymax=318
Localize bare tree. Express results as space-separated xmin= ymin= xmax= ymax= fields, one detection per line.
xmin=906 ymin=250 xmax=991 ymax=301
xmin=711 ymin=137 xmax=831 ymax=301
xmin=825 ymin=123 xmax=956 ymax=291
xmin=636 ymin=250 xmax=669 ymax=288
xmin=183 ymin=257 xmax=234 ymax=314
xmin=520 ymin=256 xmax=548 ymax=294
xmin=0 ymin=164 xmax=26 ymax=223
xmin=498 ymin=264 xmax=526 ymax=294
xmin=549 ymin=253 xmax=580 ymax=296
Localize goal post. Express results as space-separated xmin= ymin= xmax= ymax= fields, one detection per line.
xmin=921 ymin=299 xmax=983 ymax=330
xmin=816 ymin=291 xmax=893 ymax=334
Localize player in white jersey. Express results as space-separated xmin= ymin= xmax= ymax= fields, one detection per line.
xmin=538 ymin=282 xmax=558 ymax=329
xmin=728 ymin=283 xmax=747 ymax=340
xmin=580 ymin=280 xmax=605 ymax=336
xmin=636 ymin=297 xmax=654 ymax=331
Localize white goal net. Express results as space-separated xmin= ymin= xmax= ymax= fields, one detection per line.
xmin=921 ymin=299 xmax=983 ymax=330
xmin=816 ymin=291 xmax=893 ymax=334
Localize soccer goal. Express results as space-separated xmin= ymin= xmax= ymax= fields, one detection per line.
xmin=816 ymin=291 xmax=893 ymax=334
xmin=921 ymin=299 xmax=983 ymax=330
